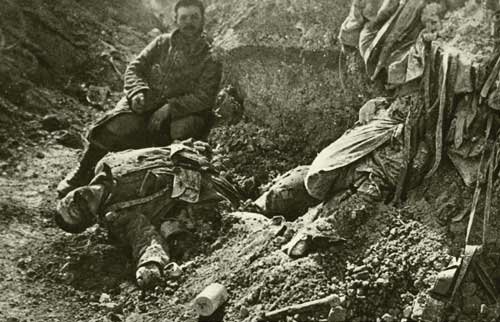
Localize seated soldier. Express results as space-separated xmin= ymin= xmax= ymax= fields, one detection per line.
xmin=56 ymin=140 xmax=240 ymax=289
xmin=57 ymin=0 xmax=233 ymax=198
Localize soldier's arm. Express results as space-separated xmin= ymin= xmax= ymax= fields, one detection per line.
xmin=123 ymin=35 xmax=169 ymax=105
xmin=168 ymin=58 xmax=222 ymax=119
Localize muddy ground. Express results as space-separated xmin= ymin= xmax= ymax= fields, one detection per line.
xmin=1 ymin=1 xmax=500 ymax=322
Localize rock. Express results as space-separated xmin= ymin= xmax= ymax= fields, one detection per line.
xmin=328 ymin=306 xmax=347 ymax=322
xmin=240 ymin=306 xmax=250 ymax=318
xmin=41 ymin=114 xmax=69 ymax=132
xmin=147 ymin=28 xmax=162 ymax=39
xmin=101 ymin=302 xmax=119 ymax=312
xmin=402 ymin=305 xmax=412 ymax=318
xmin=375 ymin=278 xmax=389 ymax=286
xmin=17 ymin=256 xmax=32 ymax=269
xmin=35 ymin=151 xmax=45 ymax=159
xmin=99 ymin=293 xmax=111 ymax=303
xmin=411 ymin=299 xmax=425 ymax=320
xmin=56 ymin=130 xmax=84 ymax=149
xmin=381 ymin=313 xmax=394 ymax=322
xmin=86 ymin=85 xmax=111 ymax=108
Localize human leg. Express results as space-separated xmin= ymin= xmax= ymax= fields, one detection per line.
xmin=114 ymin=212 xmax=170 ymax=289
xmin=57 ymin=98 xmax=150 ymax=197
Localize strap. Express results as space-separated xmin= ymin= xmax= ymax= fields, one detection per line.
xmin=425 ymin=52 xmax=449 ymax=179
xmin=483 ymin=139 xmax=496 ymax=245
xmin=465 ymin=115 xmax=493 ymax=245
xmin=448 ymin=245 xmax=480 ymax=305
xmin=105 ymin=186 xmax=172 ymax=212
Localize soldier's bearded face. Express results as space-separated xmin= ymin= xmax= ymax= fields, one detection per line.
xmin=176 ymin=6 xmax=203 ymax=37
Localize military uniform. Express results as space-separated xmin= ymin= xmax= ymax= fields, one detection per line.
xmin=57 ymin=30 xmax=223 ymax=197
xmin=58 ymin=143 xmax=239 ymax=274
xmin=90 ymin=29 xmax=222 ymax=150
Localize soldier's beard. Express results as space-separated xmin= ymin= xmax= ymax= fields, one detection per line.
xmin=180 ymin=25 xmax=202 ymax=38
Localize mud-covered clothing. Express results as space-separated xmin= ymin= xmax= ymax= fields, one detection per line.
xmin=87 ymin=145 xmax=237 ymax=270
xmin=88 ymin=29 xmax=222 ymax=150
xmin=339 ymin=0 xmax=425 ymax=81
xmin=306 ymin=94 xmax=429 ymax=202
xmin=277 ymin=94 xmax=429 ymax=246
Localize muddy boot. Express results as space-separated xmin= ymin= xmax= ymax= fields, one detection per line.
xmin=57 ymin=145 xmax=107 ymax=198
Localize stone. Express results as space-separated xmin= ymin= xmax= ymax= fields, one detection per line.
xmin=56 ymin=130 xmax=84 ymax=149
xmin=35 ymin=151 xmax=45 ymax=159
xmin=86 ymin=85 xmax=111 ymax=107
xmin=381 ymin=313 xmax=394 ymax=322
xmin=101 ymin=302 xmax=119 ymax=311
xmin=99 ymin=293 xmax=111 ymax=303
xmin=41 ymin=114 xmax=69 ymax=132
xmin=402 ymin=305 xmax=412 ymax=318
xmin=411 ymin=299 xmax=425 ymax=320
xmin=240 ymin=306 xmax=250 ymax=318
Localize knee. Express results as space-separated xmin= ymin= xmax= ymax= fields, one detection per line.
xmin=89 ymin=115 xmax=148 ymax=150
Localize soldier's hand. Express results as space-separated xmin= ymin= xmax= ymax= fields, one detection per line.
xmin=131 ymin=92 xmax=146 ymax=112
xmin=136 ymin=263 xmax=162 ymax=289
xmin=149 ymin=104 xmax=172 ymax=133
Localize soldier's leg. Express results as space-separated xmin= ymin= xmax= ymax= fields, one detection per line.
xmin=117 ymin=212 xmax=170 ymax=289
xmin=57 ymin=144 xmax=108 ymax=198
xmin=88 ymin=99 xmax=150 ymax=151
xmin=57 ymin=98 xmax=149 ymax=198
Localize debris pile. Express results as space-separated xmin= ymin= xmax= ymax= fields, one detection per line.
xmin=435 ymin=0 xmax=494 ymax=62
xmin=210 ymin=123 xmax=315 ymax=198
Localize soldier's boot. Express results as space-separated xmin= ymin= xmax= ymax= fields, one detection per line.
xmin=57 ymin=145 xmax=107 ymax=198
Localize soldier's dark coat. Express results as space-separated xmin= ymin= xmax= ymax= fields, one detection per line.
xmin=89 ymin=30 xmax=222 ymax=150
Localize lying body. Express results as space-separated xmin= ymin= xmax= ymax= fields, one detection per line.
xmin=56 ymin=141 xmax=240 ymax=288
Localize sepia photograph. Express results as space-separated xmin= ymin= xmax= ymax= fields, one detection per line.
xmin=1 ymin=0 xmax=500 ymax=321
